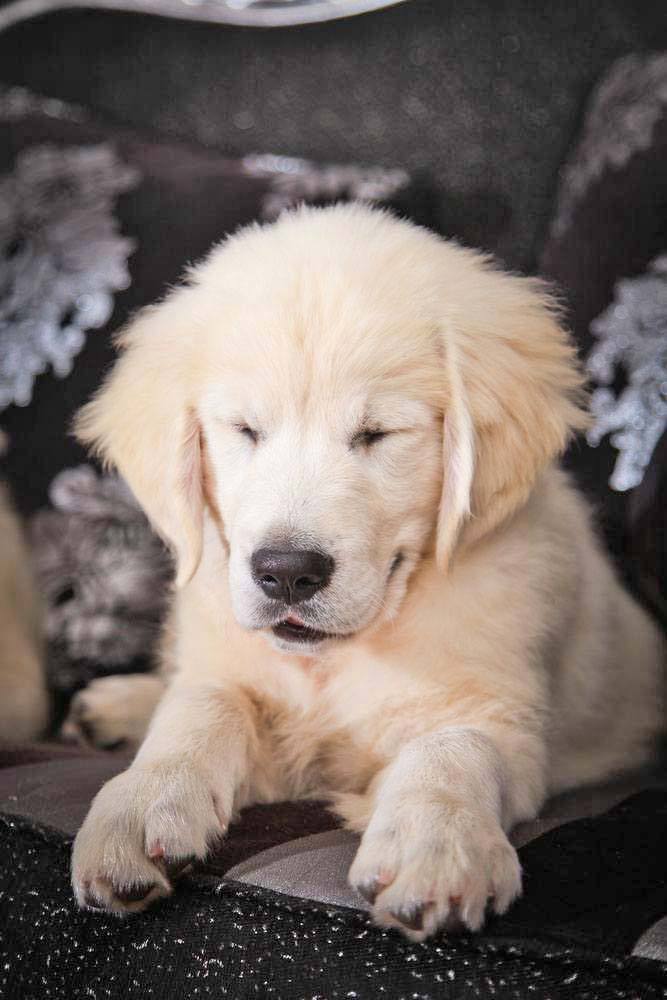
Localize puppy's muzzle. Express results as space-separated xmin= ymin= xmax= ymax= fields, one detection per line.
xmin=251 ymin=547 xmax=335 ymax=605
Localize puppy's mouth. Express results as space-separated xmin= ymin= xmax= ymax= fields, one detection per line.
xmin=267 ymin=551 xmax=407 ymax=647
xmin=271 ymin=613 xmax=336 ymax=645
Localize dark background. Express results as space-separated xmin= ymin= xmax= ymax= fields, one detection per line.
xmin=1 ymin=0 xmax=666 ymax=272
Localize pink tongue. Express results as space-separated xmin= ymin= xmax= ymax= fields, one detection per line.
xmin=285 ymin=614 xmax=306 ymax=627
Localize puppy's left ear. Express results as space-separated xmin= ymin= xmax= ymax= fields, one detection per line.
xmin=75 ymin=291 xmax=204 ymax=588
xmin=435 ymin=339 xmax=475 ymax=569
xmin=436 ymin=256 xmax=588 ymax=568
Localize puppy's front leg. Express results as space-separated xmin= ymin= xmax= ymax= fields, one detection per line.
xmin=349 ymin=726 xmax=542 ymax=940
xmin=72 ymin=682 xmax=254 ymax=914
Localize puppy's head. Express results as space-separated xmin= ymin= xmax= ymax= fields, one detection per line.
xmin=76 ymin=205 xmax=586 ymax=654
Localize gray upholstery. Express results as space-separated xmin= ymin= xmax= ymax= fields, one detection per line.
xmin=227 ymin=830 xmax=364 ymax=908
xmin=1 ymin=750 xmax=664 ymax=911
xmin=633 ymin=916 xmax=667 ymax=961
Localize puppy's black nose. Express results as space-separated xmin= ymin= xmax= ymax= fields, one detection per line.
xmin=251 ymin=548 xmax=334 ymax=604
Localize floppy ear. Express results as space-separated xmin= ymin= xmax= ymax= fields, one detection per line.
xmin=75 ymin=293 xmax=203 ymax=588
xmin=436 ymin=339 xmax=475 ymax=569
xmin=436 ymin=258 xmax=588 ymax=569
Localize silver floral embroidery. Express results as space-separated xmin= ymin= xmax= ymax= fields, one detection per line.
xmin=551 ymin=52 xmax=667 ymax=238
xmin=243 ymin=153 xmax=410 ymax=221
xmin=587 ymin=256 xmax=667 ymax=492
xmin=0 ymin=144 xmax=139 ymax=410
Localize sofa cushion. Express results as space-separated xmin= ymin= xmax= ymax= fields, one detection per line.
xmin=540 ymin=52 xmax=667 ymax=627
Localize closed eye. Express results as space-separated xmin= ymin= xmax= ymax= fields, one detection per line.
xmin=351 ymin=428 xmax=389 ymax=449
xmin=235 ymin=423 xmax=259 ymax=444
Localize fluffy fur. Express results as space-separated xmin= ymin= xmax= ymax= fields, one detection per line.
xmin=0 ymin=433 xmax=49 ymax=742
xmin=70 ymin=205 xmax=664 ymax=940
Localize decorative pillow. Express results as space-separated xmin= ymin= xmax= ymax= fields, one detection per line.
xmin=540 ymin=52 xmax=667 ymax=625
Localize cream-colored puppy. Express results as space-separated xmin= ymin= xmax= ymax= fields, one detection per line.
xmin=71 ymin=204 xmax=664 ymax=940
xmin=0 ymin=433 xmax=49 ymax=742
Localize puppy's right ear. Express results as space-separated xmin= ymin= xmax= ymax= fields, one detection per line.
xmin=75 ymin=293 xmax=203 ymax=588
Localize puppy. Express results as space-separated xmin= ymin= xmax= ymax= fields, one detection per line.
xmin=70 ymin=204 xmax=664 ymax=940
xmin=0 ymin=432 xmax=49 ymax=742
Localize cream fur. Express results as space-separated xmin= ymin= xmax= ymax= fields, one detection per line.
xmin=70 ymin=204 xmax=664 ymax=940
xmin=0 ymin=461 xmax=49 ymax=742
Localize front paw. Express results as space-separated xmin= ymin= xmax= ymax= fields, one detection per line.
xmin=348 ymin=802 xmax=521 ymax=941
xmin=61 ymin=674 xmax=162 ymax=749
xmin=72 ymin=765 xmax=227 ymax=915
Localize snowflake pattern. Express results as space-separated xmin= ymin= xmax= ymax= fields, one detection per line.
xmin=0 ymin=144 xmax=139 ymax=411
xmin=587 ymin=256 xmax=667 ymax=492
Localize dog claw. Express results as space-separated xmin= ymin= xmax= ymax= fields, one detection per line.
xmin=162 ymin=856 xmax=196 ymax=880
xmin=443 ymin=897 xmax=466 ymax=934
xmin=82 ymin=890 xmax=105 ymax=911
xmin=390 ymin=905 xmax=426 ymax=931
xmin=357 ymin=880 xmax=380 ymax=905
xmin=355 ymin=867 xmax=395 ymax=906
xmin=114 ymin=883 xmax=155 ymax=903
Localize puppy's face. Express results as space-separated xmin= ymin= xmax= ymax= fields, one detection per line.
xmin=77 ymin=205 xmax=585 ymax=657
xmin=199 ymin=322 xmax=443 ymax=653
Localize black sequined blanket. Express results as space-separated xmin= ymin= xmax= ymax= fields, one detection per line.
xmin=2 ymin=790 xmax=667 ymax=999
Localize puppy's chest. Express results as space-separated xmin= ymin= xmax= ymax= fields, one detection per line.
xmin=246 ymin=656 xmax=419 ymax=799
